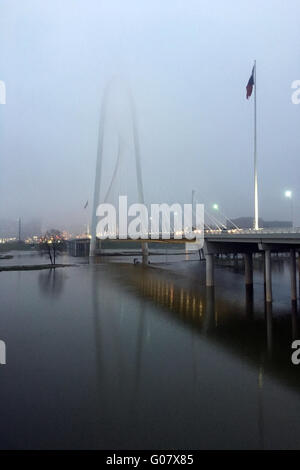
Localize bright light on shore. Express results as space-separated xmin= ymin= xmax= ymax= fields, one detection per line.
xmin=285 ymin=190 xmax=292 ymax=198
xmin=212 ymin=203 xmax=219 ymax=210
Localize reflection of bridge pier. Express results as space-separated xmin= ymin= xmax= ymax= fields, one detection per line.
xmin=265 ymin=302 xmax=273 ymax=358
xmin=203 ymin=286 xmax=215 ymax=334
xmin=203 ymin=232 xmax=300 ymax=304
xmin=245 ymin=285 xmax=254 ymax=317
xmin=114 ymin=263 xmax=300 ymax=397
xmin=292 ymin=301 xmax=298 ymax=340
xmin=290 ymin=248 xmax=297 ymax=302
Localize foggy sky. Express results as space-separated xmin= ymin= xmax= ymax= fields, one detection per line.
xmin=0 ymin=0 xmax=299 ymax=233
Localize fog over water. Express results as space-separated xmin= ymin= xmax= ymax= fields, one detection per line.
xmin=0 ymin=0 xmax=300 ymax=232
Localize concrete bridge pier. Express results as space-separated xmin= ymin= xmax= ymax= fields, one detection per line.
xmin=265 ymin=249 xmax=272 ymax=303
xmin=290 ymin=249 xmax=297 ymax=302
xmin=244 ymin=253 xmax=253 ymax=286
xmin=142 ymin=242 xmax=149 ymax=265
xmin=206 ymin=254 xmax=214 ymax=287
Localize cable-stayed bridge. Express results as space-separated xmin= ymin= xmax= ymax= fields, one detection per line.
xmin=86 ymin=80 xmax=300 ymax=304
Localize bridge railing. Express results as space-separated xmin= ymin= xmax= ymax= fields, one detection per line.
xmin=204 ymin=227 xmax=300 ymax=235
xmin=92 ymin=227 xmax=300 ymax=240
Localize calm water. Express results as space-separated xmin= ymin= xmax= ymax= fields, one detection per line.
xmin=0 ymin=252 xmax=300 ymax=449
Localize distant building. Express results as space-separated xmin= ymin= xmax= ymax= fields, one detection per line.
xmin=67 ymin=238 xmax=90 ymax=257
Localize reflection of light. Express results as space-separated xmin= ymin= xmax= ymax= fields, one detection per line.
xmin=186 ymin=294 xmax=190 ymax=310
xmin=180 ymin=289 xmax=183 ymax=312
xmin=192 ymin=297 xmax=196 ymax=316
xmin=170 ymin=286 xmax=174 ymax=308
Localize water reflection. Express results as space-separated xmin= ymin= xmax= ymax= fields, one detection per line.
xmin=245 ymin=285 xmax=254 ymax=318
xmin=257 ymin=365 xmax=264 ymax=450
xmin=91 ymin=266 xmax=149 ymax=435
xmin=203 ymin=286 xmax=215 ymax=334
xmin=38 ymin=269 xmax=65 ymax=297
xmin=103 ymin=263 xmax=300 ymax=394
xmin=292 ymin=301 xmax=298 ymax=340
xmin=86 ymin=261 xmax=300 ymax=449
xmin=265 ymin=302 xmax=273 ymax=358
xmin=1 ymin=257 xmax=300 ymax=449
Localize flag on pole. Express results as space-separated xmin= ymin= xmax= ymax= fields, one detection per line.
xmin=84 ymin=200 xmax=88 ymax=209
xmin=246 ymin=66 xmax=255 ymax=99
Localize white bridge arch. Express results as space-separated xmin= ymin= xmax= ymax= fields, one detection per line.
xmin=89 ymin=80 xmax=148 ymax=257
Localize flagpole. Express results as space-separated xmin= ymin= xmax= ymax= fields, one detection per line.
xmin=254 ymin=60 xmax=259 ymax=230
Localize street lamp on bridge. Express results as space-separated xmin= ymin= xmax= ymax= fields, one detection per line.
xmin=212 ymin=203 xmax=240 ymax=231
xmin=212 ymin=203 xmax=226 ymax=229
xmin=284 ymin=190 xmax=294 ymax=229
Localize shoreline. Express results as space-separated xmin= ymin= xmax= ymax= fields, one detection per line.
xmin=0 ymin=263 xmax=75 ymax=272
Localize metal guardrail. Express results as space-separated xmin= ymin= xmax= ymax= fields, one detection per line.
xmin=204 ymin=228 xmax=300 ymax=235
